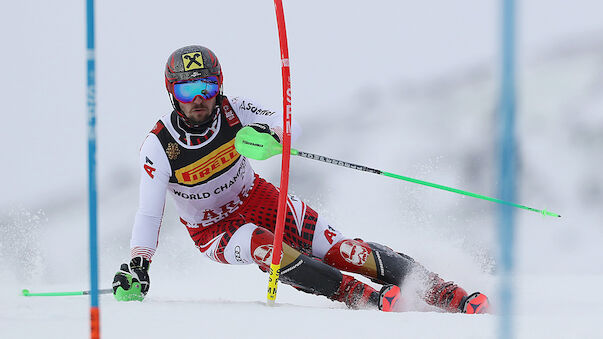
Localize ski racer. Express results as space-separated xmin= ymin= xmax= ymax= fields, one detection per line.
xmin=112 ymin=45 xmax=490 ymax=313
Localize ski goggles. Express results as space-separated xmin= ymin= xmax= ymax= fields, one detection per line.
xmin=172 ymin=76 xmax=220 ymax=103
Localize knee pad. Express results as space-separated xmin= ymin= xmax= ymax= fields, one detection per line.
xmin=250 ymin=227 xmax=276 ymax=271
xmin=324 ymin=239 xmax=415 ymax=285
xmin=323 ymin=239 xmax=377 ymax=277
xmin=250 ymin=227 xmax=300 ymax=270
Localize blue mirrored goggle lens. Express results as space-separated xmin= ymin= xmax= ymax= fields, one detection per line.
xmin=173 ymin=76 xmax=220 ymax=103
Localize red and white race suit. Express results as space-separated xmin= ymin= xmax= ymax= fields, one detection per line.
xmin=129 ymin=96 xmax=345 ymax=264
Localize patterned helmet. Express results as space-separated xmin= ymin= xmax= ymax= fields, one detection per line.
xmin=164 ymin=45 xmax=223 ymax=127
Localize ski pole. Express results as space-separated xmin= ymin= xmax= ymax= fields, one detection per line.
xmin=22 ymin=288 xmax=113 ymax=297
xmin=234 ymin=127 xmax=561 ymax=218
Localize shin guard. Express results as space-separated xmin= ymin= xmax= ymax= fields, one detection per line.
xmin=330 ymin=274 xmax=379 ymax=310
xmin=250 ymin=228 xmax=389 ymax=310
xmin=250 ymin=226 xmax=375 ymax=308
xmin=424 ymin=274 xmax=468 ymax=313
xmin=279 ymin=255 xmax=344 ymax=298
xmin=278 ymin=253 xmax=382 ymax=310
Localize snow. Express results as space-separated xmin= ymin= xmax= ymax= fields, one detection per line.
xmin=2 ymin=1 xmax=603 ymax=338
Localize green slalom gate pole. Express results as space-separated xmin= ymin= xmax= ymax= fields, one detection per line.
xmin=22 ymin=288 xmax=113 ymax=297
xmin=234 ymin=127 xmax=561 ymax=218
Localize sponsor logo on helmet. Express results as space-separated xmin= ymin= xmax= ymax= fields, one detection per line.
xmin=188 ymin=71 xmax=206 ymax=79
xmin=174 ymin=138 xmax=240 ymax=185
xmin=182 ymin=52 xmax=204 ymax=71
xmin=339 ymin=240 xmax=369 ymax=266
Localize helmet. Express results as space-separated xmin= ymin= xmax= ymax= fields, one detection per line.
xmin=164 ymin=45 xmax=223 ymax=128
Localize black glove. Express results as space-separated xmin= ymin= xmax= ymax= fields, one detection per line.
xmin=112 ymin=256 xmax=150 ymax=301
xmin=247 ymin=123 xmax=281 ymax=143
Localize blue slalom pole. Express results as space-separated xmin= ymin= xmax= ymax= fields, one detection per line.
xmin=86 ymin=0 xmax=100 ymax=337
xmin=499 ymin=0 xmax=516 ymax=338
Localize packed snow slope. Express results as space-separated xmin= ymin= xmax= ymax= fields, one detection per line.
xmin=2 ymin=0 xmax=603 ymax=337
xmin=2 ymin=38 xmax=603 ymax=338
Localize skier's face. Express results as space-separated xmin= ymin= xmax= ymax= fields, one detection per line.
xmin=180 ymin=95 xmax=216 ymax=124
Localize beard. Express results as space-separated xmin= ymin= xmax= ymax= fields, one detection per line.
xmin=184 ymin=102 xmax=214 ymax=124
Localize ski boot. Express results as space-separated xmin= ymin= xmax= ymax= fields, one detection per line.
xmin=332 ymin=275 xmax=402 ymax=312
xmin=332 ymin=275 xmax=378 ymax=309
xmin=460 ymin=292 xmax=490 ymax=314
xmin=378 ymin=285 xmax=402 ymax=312
xmin=425 ymin=275 xmax=490 ymax=313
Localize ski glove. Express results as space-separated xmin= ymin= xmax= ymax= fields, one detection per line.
xmin=112 ymin=256 xmax=150 ymax=301
xmin=247 ymin=123 xmax=281 ymax=143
